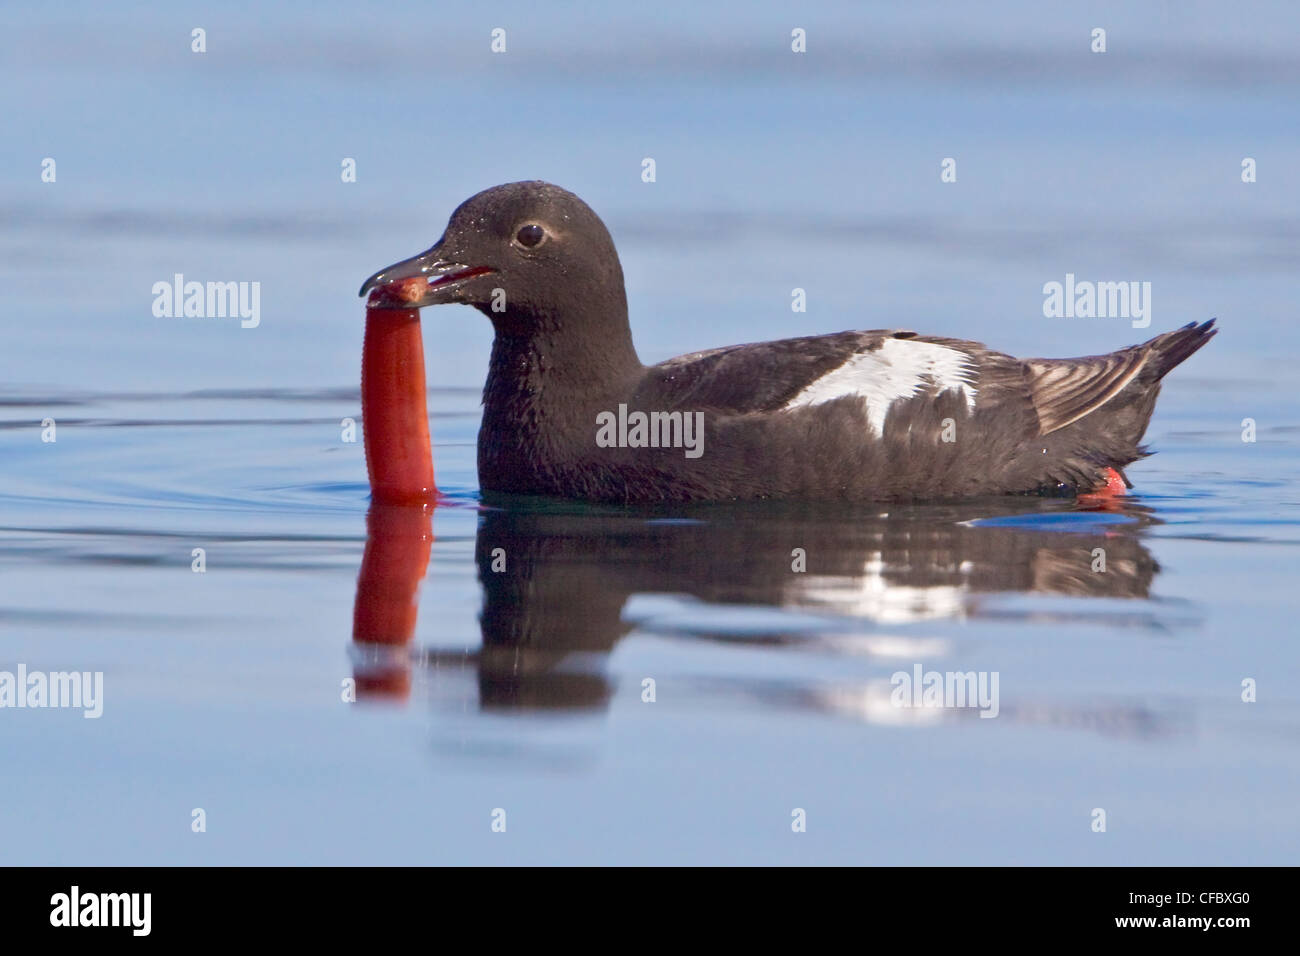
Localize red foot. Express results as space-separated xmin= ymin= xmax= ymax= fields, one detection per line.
xmin=1079 ymin=467 xmax=1127 ymax=504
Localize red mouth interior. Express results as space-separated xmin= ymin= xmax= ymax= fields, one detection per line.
xmin=428 ymin=265 xmax=495 ymax=289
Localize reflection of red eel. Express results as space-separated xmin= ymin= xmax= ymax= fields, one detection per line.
xmin=362 ymin=277 xmax=437 ymax=503
xmin=351 ymin=503 xmax=433 ymax=701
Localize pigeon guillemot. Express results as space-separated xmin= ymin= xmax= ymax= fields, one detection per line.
xmin=359 ymin=181 xmax=1216 ymax=503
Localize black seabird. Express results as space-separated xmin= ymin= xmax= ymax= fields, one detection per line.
xmin=359 ymin=181 xmax=1217 ymax=503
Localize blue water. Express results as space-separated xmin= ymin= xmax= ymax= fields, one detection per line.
xmin=1 ymin=0 xmax=1297 ymax=864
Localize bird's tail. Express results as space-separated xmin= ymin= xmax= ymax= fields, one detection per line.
xmin=1143 ymin=319 xmax=1218 ymax=380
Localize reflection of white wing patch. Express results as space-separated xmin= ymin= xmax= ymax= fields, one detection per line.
xmin=796 ymin=552 xmax=969 ymax=623
xmin=784 ymin=338 xmax=977 ymax=437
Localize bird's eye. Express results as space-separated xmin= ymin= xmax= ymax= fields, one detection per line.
xmin=515 ymin=224 xmax=545 ymax=247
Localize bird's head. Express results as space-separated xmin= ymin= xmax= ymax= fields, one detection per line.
xmin=359 ymin=181 xmax=627 ymax=336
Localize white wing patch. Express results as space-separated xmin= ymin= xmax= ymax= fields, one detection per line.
xmin=783 ymin=338 xmax=977 ymax=437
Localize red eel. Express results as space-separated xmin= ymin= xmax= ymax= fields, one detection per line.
xmin=361 ymin=277 xmax=437 ymax=503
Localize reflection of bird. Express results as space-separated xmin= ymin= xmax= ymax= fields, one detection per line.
xmin=360 ymin=181 xmax=1215 ymax=503
xmin=776 ymin=681 xmax=1187 ymax=739
xmin=464 ymin=497 xmax=1161 ymax=710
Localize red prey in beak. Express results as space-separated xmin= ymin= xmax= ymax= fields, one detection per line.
xmin=358 ymin=247 xmax=496 ymax=504
xmin=359 ymin=244 xmax=496 ymax=310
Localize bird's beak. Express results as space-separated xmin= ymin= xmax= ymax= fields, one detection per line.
xmin=358 ymin=243 xmax=495 ymax=307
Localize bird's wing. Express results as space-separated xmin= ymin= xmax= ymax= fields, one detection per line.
xmin=644 ymin=330 xmax=879 ymax=413
xmin=1023 ymin=349 xmax=1149 ymax=435
xmin=643 ymin=330 xmax=996 ymax=437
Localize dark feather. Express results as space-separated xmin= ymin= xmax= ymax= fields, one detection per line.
xmin=1024 ymin=320 xmax=1217 ymax=435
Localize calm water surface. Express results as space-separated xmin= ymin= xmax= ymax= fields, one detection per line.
xmin=2 ymin=1 xmax=1297 ymax=864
